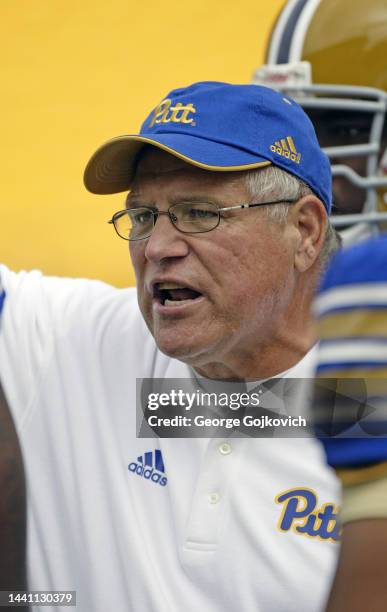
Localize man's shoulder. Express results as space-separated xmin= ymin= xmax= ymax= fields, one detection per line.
xmin=0 ymin=266 xmax=152 ymax=358
xmin=0 ymin=266 xmax=193 ymax=379
xmin=0 ymin=264 xmax=141 ymax=322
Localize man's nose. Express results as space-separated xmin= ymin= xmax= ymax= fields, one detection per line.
xmin=144 ymin=211 xmax=190 ymax=264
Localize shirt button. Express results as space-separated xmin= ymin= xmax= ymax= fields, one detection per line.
xmin=218 ymin=442 xmax=232 ymax=455
xmin=209 ymin=492 xmax=221 ymax=504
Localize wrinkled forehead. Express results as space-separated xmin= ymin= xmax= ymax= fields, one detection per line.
xmin=130 ymin=145 xmax=252 ymax=196
xmin=133 ymin=146 xmax=201 ymax=179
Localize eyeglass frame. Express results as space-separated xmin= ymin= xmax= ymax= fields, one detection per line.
xmin=107 ymin=198 xmax=297 ymax=241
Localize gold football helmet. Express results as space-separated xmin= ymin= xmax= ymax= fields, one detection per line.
xmin=254 ymin=0 xmax=387 ymax=240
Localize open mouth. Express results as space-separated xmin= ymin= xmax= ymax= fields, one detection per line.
xmin=153 ymin=282 xmax=203 ymax=307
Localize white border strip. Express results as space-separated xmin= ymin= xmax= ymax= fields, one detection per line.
xmin=318 ymin=340 xmax=387 ymax=364
xmin=288 ymin=0 xmax=321 ymax=62
xmin=267 ymin=0 xmax=300 ymax=64
xmin=314 ymin=284 xmax=387 ymax=316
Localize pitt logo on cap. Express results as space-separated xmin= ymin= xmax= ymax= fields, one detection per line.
xmin=149 ymin=98 xmax=196 ymax=127
xmin=270 ymin=136 xmax=301 ymax=164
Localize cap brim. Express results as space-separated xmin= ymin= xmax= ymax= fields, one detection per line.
xmin=83 ymin=134 xmax=271 ymax=194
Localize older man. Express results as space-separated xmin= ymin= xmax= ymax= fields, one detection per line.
xmin=0 ymin=82 xmax=340 ymax=611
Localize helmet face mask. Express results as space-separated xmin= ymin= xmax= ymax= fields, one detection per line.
xmin=309 ymin=110 xmax=373 ymax=150
xmin=254 ymin=0 xmax=387 ymax=239
xmin=310 ymin=109 xmax=386 ymax=217
xmin=313 ymin=110 xmax=370 ymax=216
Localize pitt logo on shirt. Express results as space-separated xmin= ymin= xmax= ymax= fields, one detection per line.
xmin=275 ymin=488 xmax=340 ymax=542
xmin=149 ymin=98 xmax=196 ymax=127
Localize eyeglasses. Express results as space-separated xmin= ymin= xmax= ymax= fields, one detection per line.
xmin=107 ymin=199 xmax=296 ymax=241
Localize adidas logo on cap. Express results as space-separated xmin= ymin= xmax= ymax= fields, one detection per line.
xmin=128 ymin=449 xmax=168 ymax=487
xmin=270 ymin=136 xmax=301 ymax=164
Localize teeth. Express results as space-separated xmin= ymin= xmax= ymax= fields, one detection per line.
xmin=164 ymin=298 xmax=194 ymax=307
xmin=158 ymin=282 xmax=186 ymax=290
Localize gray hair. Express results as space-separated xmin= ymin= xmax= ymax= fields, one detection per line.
xmin=244 ymin=165 xmax=341 ymax=269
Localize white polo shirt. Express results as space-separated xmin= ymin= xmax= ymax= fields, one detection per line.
xmin=0 ymin=266 xmax=340 ymax=612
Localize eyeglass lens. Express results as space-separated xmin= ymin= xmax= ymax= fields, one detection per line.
xmin=114 ymin=201 xmax=220 ymax=240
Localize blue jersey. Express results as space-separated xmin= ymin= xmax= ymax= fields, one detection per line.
xmin=314 ymin=235 xmax=387 ymax=483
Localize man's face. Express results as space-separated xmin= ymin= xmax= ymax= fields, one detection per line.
xmin=128 ymin=149 xmax=298 ymax=371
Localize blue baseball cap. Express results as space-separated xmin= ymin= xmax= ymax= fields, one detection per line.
xmin=84 ymin=81 xmax=332 ymax=213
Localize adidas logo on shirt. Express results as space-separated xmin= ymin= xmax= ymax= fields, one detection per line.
xmin=128 ymin=449 xmax=168 ymax=487
xmin=270 ymin=136 xmax=301 ymax=164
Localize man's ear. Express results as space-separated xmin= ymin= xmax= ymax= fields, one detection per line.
xmin=289 ymin=196 xmax=328 ymax=273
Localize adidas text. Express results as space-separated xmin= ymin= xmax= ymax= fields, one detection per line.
xmin=270 ymin=136 xmax=301 ymax=164
xmin=128 ymin=462 xmax=168 ymax=487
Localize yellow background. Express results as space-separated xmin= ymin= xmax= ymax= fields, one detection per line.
xmin=1 ymin=0 xmax=284 ymax=287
